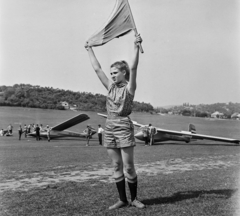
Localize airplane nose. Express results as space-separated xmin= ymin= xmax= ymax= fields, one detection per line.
xmin=134 ymin=131 xmax=144 ymax=140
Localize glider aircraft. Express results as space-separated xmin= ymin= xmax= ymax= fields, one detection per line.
xmin=97 ymin=113 xmax=239 ymax=144
xmin=28 ymin=113 xmax=96 ymax=139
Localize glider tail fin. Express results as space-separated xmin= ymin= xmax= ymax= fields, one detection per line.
xmin=189 ymin=124 xmax=196 ymax=134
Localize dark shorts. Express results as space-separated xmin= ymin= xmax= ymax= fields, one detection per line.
xmin=104 ymin=116 xmax=135 ymax=148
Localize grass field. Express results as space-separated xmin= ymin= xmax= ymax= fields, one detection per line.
xmin=0 ymin=107 xmax=240 ymax=216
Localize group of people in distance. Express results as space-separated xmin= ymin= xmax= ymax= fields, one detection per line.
xmin=142 ymin=123 xmax=157 ymax=146
xmin=0 ymin=124 xmax=13 ymax=136
xmin=17 ymin=124 xmax=51 ymax=141
xmin=0 ymin=123 xmax=51 ymax=142
xmin=2 ymin=122 xmax=104 ymax=145
xmin=85 ymin=124 xmax=104 ymax=146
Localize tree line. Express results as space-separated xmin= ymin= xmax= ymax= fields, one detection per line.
xmin=0 ymin=84 xmax=154 ymax=112
xmin=155 ymin=102 xmax=240 ymax=118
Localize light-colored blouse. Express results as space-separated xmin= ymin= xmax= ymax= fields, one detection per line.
xmin=106 ymin=82 xmax=134 ymax=117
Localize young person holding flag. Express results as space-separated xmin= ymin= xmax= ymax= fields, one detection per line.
xmin=85 ymin=33 xmax=144 ymax=210
xmin=85 ymin=0 xmax=144 ymax=210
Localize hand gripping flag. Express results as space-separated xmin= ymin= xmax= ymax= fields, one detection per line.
xmin=87 ymin=0 xmax=143 ymax=53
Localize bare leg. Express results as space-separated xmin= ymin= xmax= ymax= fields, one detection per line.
xmin=121 ymin=147 xmax=136 ymax=179
xmin=121 ymin=147 xmax=145 ymax=208
xmin=107 ymin=148 xmax=123 ymax=178
xmin=86 ymin=136 xmax=90 ymax=146
xmin=150 ymin=135 xmax=153 ymax=145
xmin=107 ymin=148 xmax=128 ymax=209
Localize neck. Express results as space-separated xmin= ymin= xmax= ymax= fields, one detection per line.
xmin=115 ymin=81 xmax=127 ymax=87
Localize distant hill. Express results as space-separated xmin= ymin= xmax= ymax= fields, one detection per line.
xmin=155 ymin=102 xmax=240 ymax=118
xmin=0 ymin=84 xmax=154 ymax=112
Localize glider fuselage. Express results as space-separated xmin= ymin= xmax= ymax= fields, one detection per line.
xmin=134 ymin=130 xmax=191 ymax=143
xmin=28 ymin=129 xmax=97 ymax=139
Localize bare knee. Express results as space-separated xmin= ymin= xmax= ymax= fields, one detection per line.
xmin=112 ymin=161 xmax=123 ymax=173
xmin=124 ymin=164 xmax=136 ymax=176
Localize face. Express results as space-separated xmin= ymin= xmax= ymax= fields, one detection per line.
xmin=110 ymin=67 xmax=126 ymax=83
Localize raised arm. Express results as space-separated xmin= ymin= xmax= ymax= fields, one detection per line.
xmin=128 ymin=34 xmax=143 ymax=95
xmin=85 ymin=44 xmax=109 ymax=90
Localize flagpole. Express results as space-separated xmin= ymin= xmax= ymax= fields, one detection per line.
xmin=126 ymin=0 xmax=144 ymax=53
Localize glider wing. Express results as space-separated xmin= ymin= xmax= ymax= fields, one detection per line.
xmin=51 ymin=114 xmax=89 ymax=131
xmin=97 ymin=113 xmax=239 ymax=144
xmin=154 ymin=128 xmax=240 ymax=144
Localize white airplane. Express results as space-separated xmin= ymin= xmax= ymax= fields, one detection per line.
xmin=28 ymin=113 xmax=96 ymax=139
xmin=97 ymin=113 xmax=240 ymax=144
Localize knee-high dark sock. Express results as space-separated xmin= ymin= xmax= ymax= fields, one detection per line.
xmin=127 ymin=176 xmax=138 ymax=201
xmin=115 ymin=175 xmax=127 ymax=202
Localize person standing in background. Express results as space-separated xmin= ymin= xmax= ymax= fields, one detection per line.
xmin=23 ymin=124 xmax=27 ymax=138
xmin=35 ymin=124 xmax=40 ymax=141
xmin=98 ymin=124 xmax=104 ymax=145
xmin=8 ymin=124 xmax=13 ymax=135
xmin=18 ymin=125 xmax=23 ymax=140
xmin=85 ymin=125 xmax=92 ymax=146
xmin=148 ymin=124 xmax=156 ymax=146
xmin=46 ymin=125 xmax=51 ymax=142
xmin=27 ymin=124 xmax=31 ymax=134
xmin=142 ymin=126 xmax=150 ymax=146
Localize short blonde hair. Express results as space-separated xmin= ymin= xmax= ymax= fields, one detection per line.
xmin=110 ymin=60 xmax=130 ymax=81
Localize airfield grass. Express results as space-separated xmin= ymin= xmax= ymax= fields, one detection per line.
xmin=0 ymin=107 xmax=240 ymax=215
xmin=1 ymin=165 xmax=239 ymax=216
xmin=1 ymin=138 xmax=240 ymax=216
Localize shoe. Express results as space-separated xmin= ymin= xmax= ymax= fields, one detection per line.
xmin=131 ymin=199 xmax=145 ymax=208
xmin=109 ymin=200 xmax=128 ymax=210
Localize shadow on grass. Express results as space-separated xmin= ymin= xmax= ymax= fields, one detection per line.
xmin=143 ymin=189 xmax=238 ymax=205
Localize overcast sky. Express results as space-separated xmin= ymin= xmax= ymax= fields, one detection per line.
xmin=0 ymin=0 xmax=239 ymax=107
